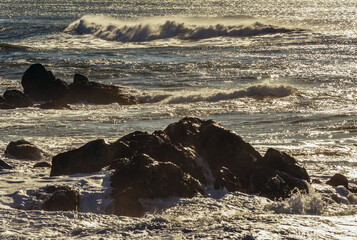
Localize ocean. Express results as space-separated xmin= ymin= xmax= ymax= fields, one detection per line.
xmin=0 ymin=0 xmax=357 ymax=239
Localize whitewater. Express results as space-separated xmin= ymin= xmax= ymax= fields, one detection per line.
xmin=1 ymin=0 xmax=357 ymax=239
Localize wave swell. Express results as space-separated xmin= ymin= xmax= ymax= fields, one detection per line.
xmin=138 ymin=84 xmax=296 ymax=104
xmin=65 ymin=15 xmax=295 ymax=42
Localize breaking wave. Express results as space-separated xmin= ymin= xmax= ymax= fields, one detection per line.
xmin=65 ymin=15 xmax=296 ymax=42
xmin=162 ymin=84 xmax=296 ymax=104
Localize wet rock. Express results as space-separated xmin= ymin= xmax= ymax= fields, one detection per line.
xmin=0 ymin=159 xmax=13 ymax=169
xmin=39 ymin=100 xmax=71 ymax=110
xmin=110 ymin=154 xmax=203 ymax=217
xmin=68 ymin=73 xmax=138 ymax=105
xmin=21 ymin=63 xmax=69 ymax=101
xmin=0 ymin=102 xmax=15 ymax=109
xmin=3 ymin=89 xmax=33 ymax=108
xmin=326 ymin=173 xmax=349 ymax=189
xmin=42 ymin=186 xmax=80 ymax=211
xmin=50 ymin=139 xmax=110 ymax=176
xmin=5 ymin=140 xmax=42 ymax=160
xmin=33 ymin=161 xmax=52 ymax=168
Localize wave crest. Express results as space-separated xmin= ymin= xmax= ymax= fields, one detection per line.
xmin=65 ymin=15 xmax=295 ymax=42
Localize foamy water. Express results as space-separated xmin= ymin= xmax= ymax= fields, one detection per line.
xmin=1 ymin=0 xmax=357 ymax=239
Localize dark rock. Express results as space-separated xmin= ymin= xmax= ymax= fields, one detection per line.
xmin=3 ymin=89 xmax=33 ymax=108
xmin=0 ymin=102 xmax=15 ymax=109
xmin=21 ymin=64 xmax=69 ymax=101
xmin=69 ymin=75 xmax=138 ymax=105
xmin=214 ymin=167 xmax=242 ymax=192
xmin=110 ymin=154 xmax=203 ymax=217
xmin=42 ymin=186 xmax=80 ymax=211
xmin=0 ymin=159 xmax=13 ymax=169
xmin=326 ymin=173 xmax=349 ymax=189
xmin=5 ymin=140 xmax=42 ymax=160
xmin=33 ymin=161 xmax=51 ymax=168
xmin=50 ymin=139 xmax=110 ymax=176
xmin=39 ymin=100 xmax=71 ymax=110
xmin=249 ymin=148 xmax=311 ymax=200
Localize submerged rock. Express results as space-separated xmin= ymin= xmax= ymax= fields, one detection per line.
xmin=33 ymin=161 xmax=52 ymax=168
xmin=39 ymin=100 xmax=71 ymax=110
xmin=5 ymin=140 xmax=42 ymax=160
xmin=0 ymin=159 xmax=13 ymax=169
xmin=49 ymin=117 xmax=311 ymax=216
xmin=42 ymin=185 xmax=80 ymax=211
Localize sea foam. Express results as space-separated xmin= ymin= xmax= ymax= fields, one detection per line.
xmin=65 ymin=15 xmax=294 ymax=42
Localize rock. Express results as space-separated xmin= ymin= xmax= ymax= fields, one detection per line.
xmin=21 ymin=63 xmax=69 ymax=101
xmin=33 ymin=161 xmax=51 ymax=168
xmin=50 ymin=139 xmax=110 ymax=176
xmin=5 ymin=140 xmax=42 ymax=160
xmin=250 ymin=148 xmax=310 ymax=199
xmin=39 ymin=100 xmax=71 ymax=110
xmin=0 ymin=102 xmax=15 ymax=109
xmin=326 ymin=173 xmax=349 ymax=189
xmin=42 ymin=186 xmax=80 ymax=211
xmin=3 ymin=89 xmax=33 ymax=108
xmin=68 ymin=74 xmax=138 ymax=105
xmin=110 ymin=154 xmax=203 ymax=217
xmin=0 ymin=159 xmax=13 ymax=169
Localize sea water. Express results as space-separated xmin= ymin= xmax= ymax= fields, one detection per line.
xmin=0 ymin=0 xmax=356 ymax=239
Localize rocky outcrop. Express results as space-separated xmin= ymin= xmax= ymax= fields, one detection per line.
xmin=39 ymin=100 xmax=71 ymax=110
xmin=49 ymin=117 xmax=311 ymax=216
xmin=42 ymin=185 xmax=80 ymax=211
xmin=0 ymin=159 xmax=13 ymax=169
xmin=50 ymin=139 xmax=110 ymax=176
xmin=21 ymin=64 xmax=138 ymax=105
xmin=3 ymin=89 xmax=33 ymax=108
xmin=5 ymin=140 xmax=42 ymax=160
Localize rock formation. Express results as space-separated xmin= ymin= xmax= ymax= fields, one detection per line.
xmin=5 ymin=140 xmax=42 ymax=160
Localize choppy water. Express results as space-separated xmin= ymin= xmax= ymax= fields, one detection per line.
xmin=0 ymin=0 xmax=357 ymax=239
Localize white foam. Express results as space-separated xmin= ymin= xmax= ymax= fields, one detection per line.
xmin=65 ymin=15 xmax=294 ymax=42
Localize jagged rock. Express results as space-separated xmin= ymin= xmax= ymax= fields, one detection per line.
xmin=21 ymin=63 xmax=69 ymax=101
xmin=68 ymin=74 xmax=138 ymax=105
xmin=42 ymin=186 xmax=80 ymax=211
xmin=49 ymin=117 xmax=311 ymax=216
xmin=39 ymin=100 xmax=71 ymax=110
xmin=3 ymin=89 xmax=33 ymax=108
xmin=0 ymin=159 xmax=13 ymax=169
xmin=110 ymin=154 xmax=203 ymax=217
xmin=50 ymin=139 xmax=110 ymax=176
xmin=33 ymin=161 xmax=52 ymax=168
xmin=326 ymin=173 xmax=349 ymax=189
xmin=5 ymin=140 xmax=42 ymax=160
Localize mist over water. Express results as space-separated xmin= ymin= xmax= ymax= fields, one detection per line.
xmin=0 ymin=0 xmax=357 ymax=239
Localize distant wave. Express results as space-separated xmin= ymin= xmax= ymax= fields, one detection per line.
xmin=138 ymin=85 xmax=296 ymax=104
xmin=65 ymin=15 xmax=296 ymax=42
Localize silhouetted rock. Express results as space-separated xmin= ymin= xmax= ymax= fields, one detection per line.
xmin=39 ymin=100 xmax=71 ymax=109
xmin=0 ymin=102 xmax=15 ymax=109
xmin=0 ymin=159 xmax=13 ymax=169
xmin=5 ymin=140 xmax=42 ymax=160
xmin=110 ymin=154 xmax=203 ymax=217
xmin=42 ymin=186 xmax=79 ymax=211
xmin=50 ymin=139 xmax=110 ymax=176
xmin=326 ymin=173 xmax=349 ymax=189
xmin=33 ymin=161 xmax=51 ymax=168
xmin=68 ymin=74 xmax=138 ymax=105
xmin=21 ymin=63 xmax=69 ymax=101
xmin=3 ymin=89 xmax=33 ymax=108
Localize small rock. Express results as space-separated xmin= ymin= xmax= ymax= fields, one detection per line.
xmin=326 ymin=173 xmax=349 ymax=189
xmin=42 ymin=186 xmax=80 ymax=211
xmin=39 ymin=101 xmax=71 ymax=110
xmin=3 ymin=89 xmax=33 ymax=108
xmin=0 ymin=159 xmax=13 ymax=169
xmin=5 ymin=140 xmax=42 ymax=160
xmin=33 ymin=162 xmax=52 ymax=168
